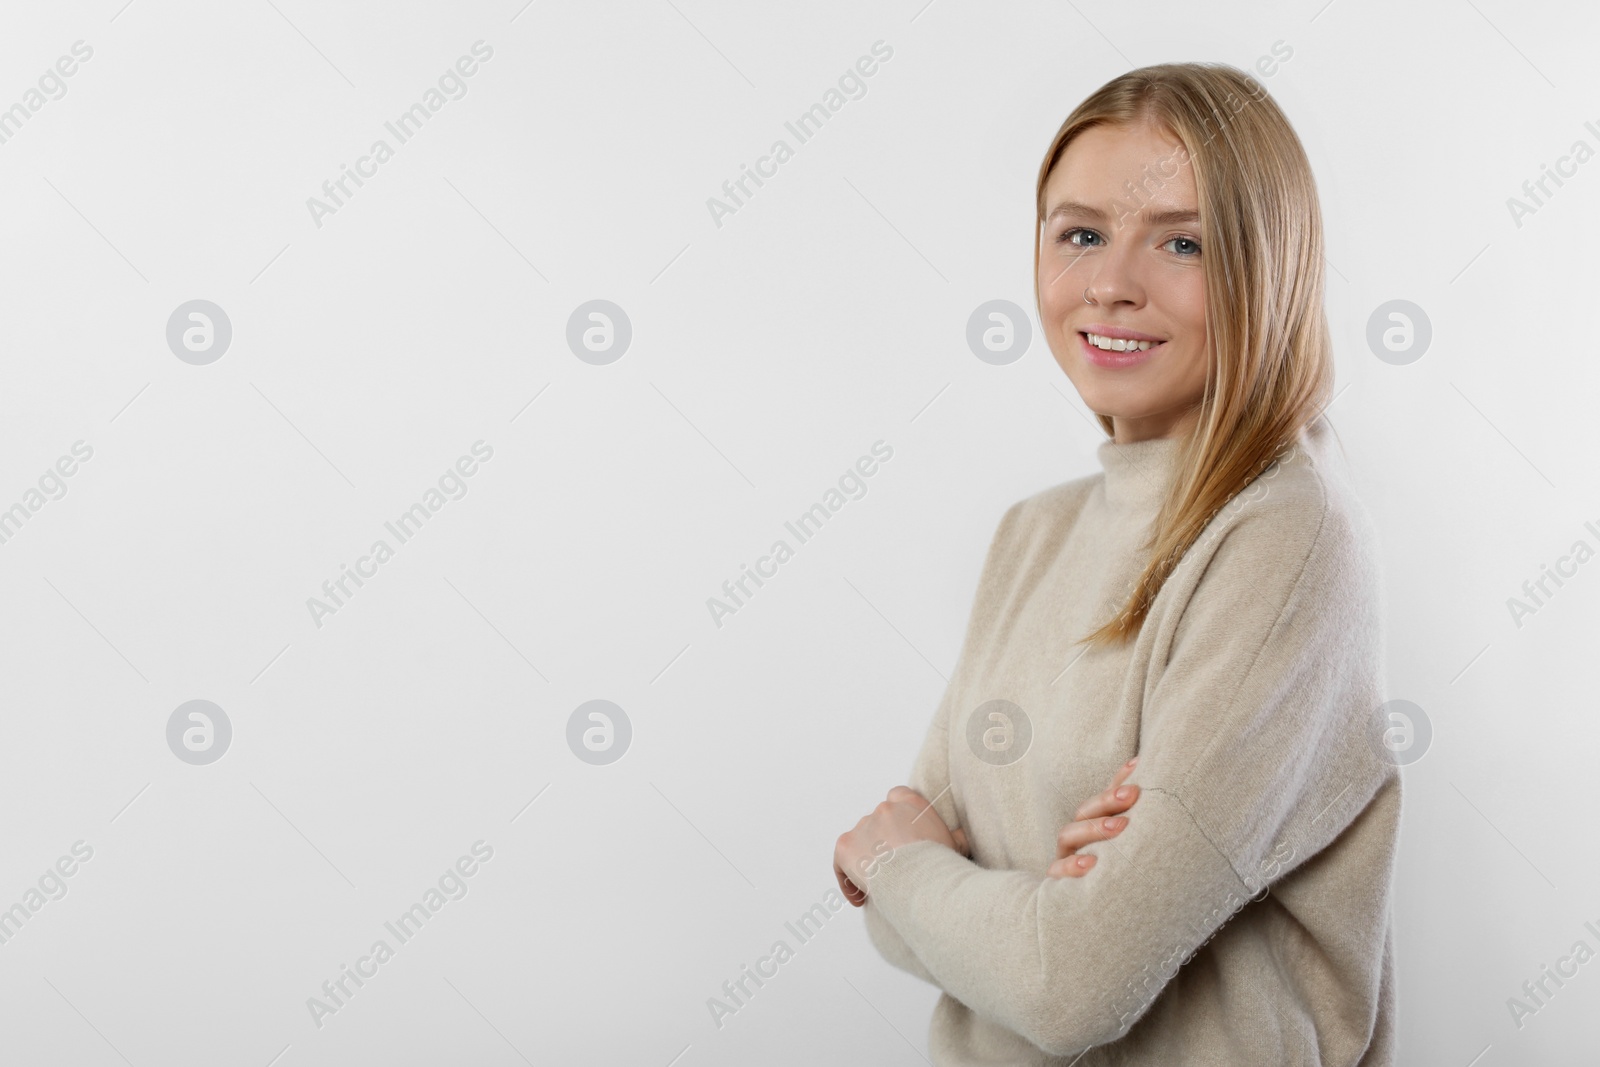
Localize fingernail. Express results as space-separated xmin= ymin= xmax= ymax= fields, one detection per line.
xmin=1076 ymin=855 xmax=1093 ymax=869
xmin=1126 ymin=757 xmax=1138 ymax=767
xmin=1115 ymin=786 xmax=1132 ymax=800
xmin=1103 ymin=817 xmax=1126 ymax=831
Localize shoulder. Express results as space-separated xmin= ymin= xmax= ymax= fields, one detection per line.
xmin=1177 ymin=417 xmax=1382 ymax=622
xmin=958 ymin=473 xmax=1100 ymax=614
xmin=992 ymin=472 xmax=1100 ymax=551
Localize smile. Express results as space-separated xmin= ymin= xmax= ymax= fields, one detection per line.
xmin=1083 ymin=331 xmax=1163 ymax=352
xmin=1078 ymin=330 xmax=1164 ymax=368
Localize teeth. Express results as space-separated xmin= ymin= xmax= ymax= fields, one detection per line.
xmin=1085 ymin=332 xmax=1157 ymax=352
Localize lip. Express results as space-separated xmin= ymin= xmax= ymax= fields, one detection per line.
xmin=1079 ymin=329 xmax=1166 ymax=368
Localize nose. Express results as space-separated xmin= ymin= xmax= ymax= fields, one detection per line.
xmin=1082 ymin=235 xmax=1146 ymax=309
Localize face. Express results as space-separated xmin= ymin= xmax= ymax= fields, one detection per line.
xmin=1038 ymin=119 xmax=1210 ymax=443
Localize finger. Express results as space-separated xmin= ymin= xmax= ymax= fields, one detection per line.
xmin=1071 ymin=759 xmax=1138 ymax=819
xmin=1046 ymin=853 xmax=1098 ymax=878
xmin=1111 ymin=757 xmax=1139 ymax=789
xmin=1072 ymin=780 xmax=1141 ymax=823
xmin=951 ymin=827 xmax=969 ymax=856
xmin=835 ymin=862 xmax=866 ymax=906
xmin=1055 ymin=815 xmax=1128 ymax=860
xmin=887 ymin=785 xmax=925 ymax=804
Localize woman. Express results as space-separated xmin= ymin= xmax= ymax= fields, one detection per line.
xmin=833 ymin=63 xmax=1401 ymax=1064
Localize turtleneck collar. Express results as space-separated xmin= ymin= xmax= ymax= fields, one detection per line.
xmin=1095 ymin=432 xmax=1185 ymax=516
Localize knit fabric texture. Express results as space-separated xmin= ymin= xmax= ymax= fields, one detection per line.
xmin=861 ymin=414 xmax=1401 ymax=1065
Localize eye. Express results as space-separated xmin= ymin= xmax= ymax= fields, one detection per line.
xmin=1163 ymin=235 xmax=1201 ymax=256
xmin=1058 ymin=227 xmax=1104 ymax=247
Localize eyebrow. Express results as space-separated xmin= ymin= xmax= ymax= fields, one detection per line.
xmin=1044 ymin=201 xmax=1200 ymax=226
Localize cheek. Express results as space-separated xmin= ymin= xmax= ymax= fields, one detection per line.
xmin=1040 ymin=286 xmax=1065 ymax=319
xmin=1173 ymin=274 xmax=1207 ymax=337
xmin=1038 ymin=265 xmax=1077 ymax=318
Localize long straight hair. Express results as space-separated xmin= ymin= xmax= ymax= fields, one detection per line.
xmin=1033 ymin=63 xmax=1336 ymax=648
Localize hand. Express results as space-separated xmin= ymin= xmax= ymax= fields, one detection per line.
xmin=1047 ymin=757 xmax=1141 ymax=878
xmin=834 ymin=786 xmax=967 ymax=907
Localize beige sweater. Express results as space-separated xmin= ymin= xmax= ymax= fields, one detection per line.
xmin=862 ymin=414 xmax=1401 ymax=1065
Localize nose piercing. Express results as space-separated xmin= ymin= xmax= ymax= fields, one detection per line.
xmin=1083 ymin=286 xmax=1093 ymax=304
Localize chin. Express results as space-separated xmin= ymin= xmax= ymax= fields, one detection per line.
xmin=1072 ymin=383 xmax=1154 ymax=415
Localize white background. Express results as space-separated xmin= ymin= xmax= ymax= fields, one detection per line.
xmin=0 ymin=1 xmax=1596 ymax=1064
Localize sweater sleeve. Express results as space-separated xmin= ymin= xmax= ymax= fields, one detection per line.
xmin=861 ymin=699 xmax=949 ymax=985
xmin=860 ymin=499 xmax=1029 ymax=986
xmin=861 ymin=486 xmax=1390 ymax=1057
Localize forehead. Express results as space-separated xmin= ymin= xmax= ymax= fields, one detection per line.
xmin=1043 ymin=121 xmax=1196 ymax=217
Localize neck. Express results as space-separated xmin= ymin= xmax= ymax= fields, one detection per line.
xmin=1097 ymin=432 xmax=1184 ymax=517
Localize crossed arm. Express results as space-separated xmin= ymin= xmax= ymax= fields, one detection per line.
xmin=837 ymin=494 xmax=1385 ymax=1056
xmin=837 ymin=738 xmax=1142 ymax=990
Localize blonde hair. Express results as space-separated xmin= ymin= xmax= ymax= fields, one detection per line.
xmin=1032 ymin=62 xmax=1335 ymax=647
